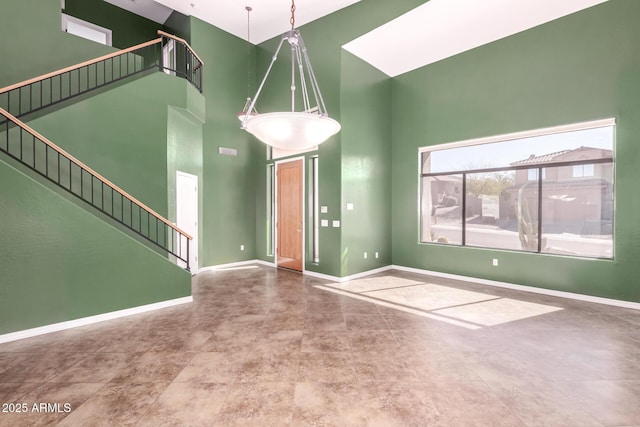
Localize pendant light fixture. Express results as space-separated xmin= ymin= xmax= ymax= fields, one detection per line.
xmin=239 ymin=0 xmax=341 ymax=150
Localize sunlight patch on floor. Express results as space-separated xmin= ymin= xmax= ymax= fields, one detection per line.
xmin=330 ymin=276 xmax=424 ymax=293
xmin=433 ymin=297 xmax=563 ymax=326
xmin=365 ymin=283 xmax=498 ymax=311
xmin=317 ymin=275 xmax=563 ymax=329
xmin=313 ymin=285 xmax=482 ymax=330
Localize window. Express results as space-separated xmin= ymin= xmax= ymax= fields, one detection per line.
xmin=528 ymin=168 xmax=546 ymax=181
xmin=573 ymin=164 xmax=595 ymax=177
xmin=62 ymin=14 xmax=112 ymax=46
xmin=311 ymin=156 xmax=320 ymax=263
xmin=420 ymin=119 xmax=614 ymax=259
xmin=266 ymin=164 xmax=275 ymax=256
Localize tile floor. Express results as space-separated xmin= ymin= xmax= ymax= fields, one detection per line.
xmin=1 ymin=266 xmax=640 ymax=426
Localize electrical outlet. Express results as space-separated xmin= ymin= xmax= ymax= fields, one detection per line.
xmin=375 ymin=252 xmax=379 ymax=259
xmin=492 ymin=258 xmax=498 ymax=266
xmin=364 ymin=252 xmax=368 ymax=259
xmin=240 ymin=245 xmax=245 ymax=251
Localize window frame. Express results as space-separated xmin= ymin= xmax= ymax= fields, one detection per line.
xmin=418 ymin=118 xmax=615 ymax=259
xmin=61 ymin=13 xmax=112 ymax=46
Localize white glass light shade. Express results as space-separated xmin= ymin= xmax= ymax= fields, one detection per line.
xmin=243 ymin=112 xmax=341 ymax=150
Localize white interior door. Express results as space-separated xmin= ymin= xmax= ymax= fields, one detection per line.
xmin=177 ymin=171 xmax=198 ymax=273
xmin=163 ymin=39 xmax=176 ymax=76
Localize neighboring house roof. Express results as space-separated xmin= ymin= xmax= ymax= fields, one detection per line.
xmin=510 ymin=146 xmax=612 ymax=166
xmin=511 ymin=150 xmax=572 ymax=166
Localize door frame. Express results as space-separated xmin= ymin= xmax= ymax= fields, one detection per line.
xmin=162 ymin=38 xmax=176 ymax=76
xmin=275 ymin=156 xmax=306 ymax=272
xmin=176 ymin=171 xmax=198 ymax=274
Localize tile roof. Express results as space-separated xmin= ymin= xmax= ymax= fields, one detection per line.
xmin=510 ymin=149 xmax=572 ymax=166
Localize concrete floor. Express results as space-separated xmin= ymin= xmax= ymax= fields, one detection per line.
xmin=1 ymin=265 xmax=639 ymax=426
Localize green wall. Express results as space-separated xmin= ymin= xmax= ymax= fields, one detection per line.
xmin=5 ymin=0 xmax=638 ymax=306
xmin=0 ymin=0 xmax=115 ymax=88
xmin=164 ymin=11 xmax=191 ymax=43
xmin=254 ymin=0 xmax=426 ymax=277
xmin=391 ymin=0 xmax=640 ymax=302
xmin=167 ymin=95 xmax=205 ymax=270
xmin=0 ymin=157 xmax=190 ymax=335
xmin=0 ymin=0 xmax=202 ymax=334
xmin=26 ymin=74 xmax=190 ymax=218
xmin=190 ymin=18 xmax=261 ymax=266
xmin=64 ymin=0 xmax=161 ymax=48
xmin=340 ymin=51 xmax=392 ymax=275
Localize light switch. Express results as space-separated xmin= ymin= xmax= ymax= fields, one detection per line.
xmin=332 ymin=220 xmax=340 ymax=228
xmin=346 ymin=203 xmax=354 ymax=211
xmin=321 ymin=219 xmax=329 ymax=227
xmin=321 ymin=206 xmax=328 ymax=214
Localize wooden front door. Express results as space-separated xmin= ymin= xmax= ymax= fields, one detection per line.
xmin=277 ymin=159 xmax=303 ymax=271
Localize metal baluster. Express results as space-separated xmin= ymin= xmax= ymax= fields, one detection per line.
xmin=19 ymin=125 xmax=23 ymax=160
xmin=164 ymin=223 xmax=168 ymax=253
xmin=32 ymin=134 xmax=36 ymax=169
xmin=186 ymin=235 xmax=190 ymax=270
xmin=3 ymin=120 xmax=7 ymax=152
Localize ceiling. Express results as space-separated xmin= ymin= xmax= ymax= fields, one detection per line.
xmin=108 ymin=0 xmax=608 ymax=77
xmin=343 ymin=0 xmax=608 ymax=77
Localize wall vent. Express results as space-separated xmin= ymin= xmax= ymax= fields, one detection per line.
xmin=218 ymin=147 xmax=238 ymax=156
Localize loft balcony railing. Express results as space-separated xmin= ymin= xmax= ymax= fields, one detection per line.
xmin=0 ymin=106 xmax=192 ymax=271
xmin=0 ymin=31 xmax=203 ymax=120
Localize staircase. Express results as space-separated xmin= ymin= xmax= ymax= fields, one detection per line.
xmin=0 ymin=30 xmax=202 ymax=120
xmin=0 ymin=31 xmax=202 ymax=271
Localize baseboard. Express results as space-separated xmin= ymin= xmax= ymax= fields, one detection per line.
xmin=0 ymin=296 xmax=193 ymax=344
xmin=199 ymin=260 xmax=390 ymax=283
xmin=196 ymin=260 xmax=639 ymax=310
xmin=391 ymin=265 xmax=640 ymax=310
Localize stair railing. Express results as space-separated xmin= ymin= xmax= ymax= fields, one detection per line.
xmin=157 ymin=30 xmax=204 ymax=93
xmin=0 ymin=31 xmax=203 ymax=120
xmin=0 ymin=106 xmax=192 ymax=271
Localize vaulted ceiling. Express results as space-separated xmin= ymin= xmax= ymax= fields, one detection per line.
xmin=105 ymin=0 xmax=608 ymax=77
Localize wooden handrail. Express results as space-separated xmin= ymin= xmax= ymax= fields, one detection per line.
xmin=0 ymin=38 xmax=163 ymax=94
xmin=157 ymin=30 xmax=205 ymax=66
xmin=0 ymin=106 xmax=192 ymax=240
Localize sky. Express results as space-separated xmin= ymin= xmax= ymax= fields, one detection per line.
xmin=426 ymin=125 xmax=614 ymax=173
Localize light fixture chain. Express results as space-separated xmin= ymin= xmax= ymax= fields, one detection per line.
xmin=246 ymin=6 xmax=252 ymax=99
xmin=290 ymin=0 xmax=296 ymax=29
